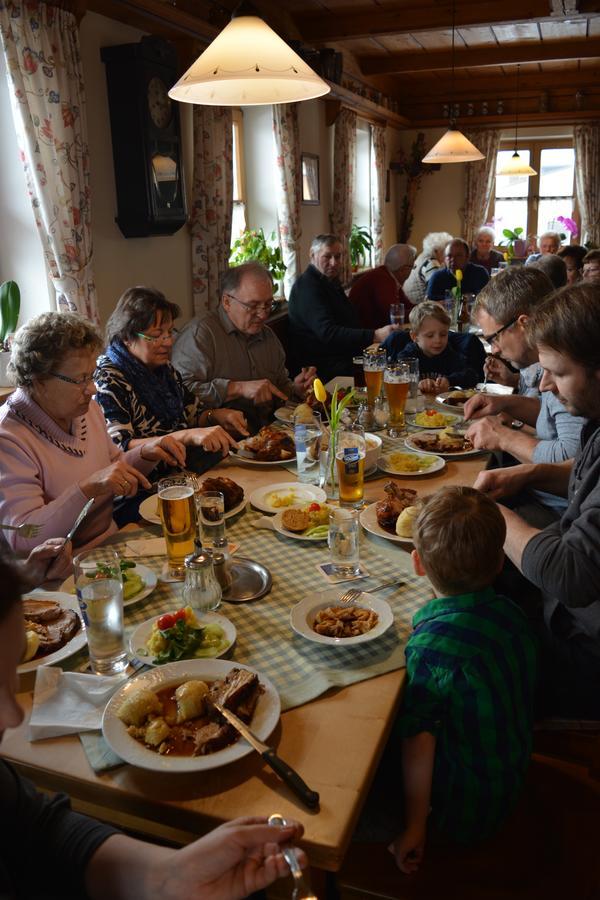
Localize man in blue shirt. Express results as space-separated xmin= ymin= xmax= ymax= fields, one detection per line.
xmin=426 ymin=238 xmax=489 ymax=300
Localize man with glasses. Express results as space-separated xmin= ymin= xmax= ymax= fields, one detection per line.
xmin=349 ymin=243 xmax=416 ymax=329
xmin=426 ymin=238 xmax=489 ymax=301
xmin=463 ymin=267 xmax=585 ymax=527
xmin=172 ymin=262 xmax=316 ymax=432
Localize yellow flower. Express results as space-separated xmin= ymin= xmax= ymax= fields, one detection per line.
xmin=313 ymin=378 xmax=327 ymax=403
xmin=503 ymin=251 xmax=509 ymax=262
xmin=455 ymin=269 xmax=463 ymax=283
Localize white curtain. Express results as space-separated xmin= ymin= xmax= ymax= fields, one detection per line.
xmin=0 ymin=0 xmax=98 ymax=320
xmin=462 ymin=128 xmax=501 ymax=246
xmin=574 ymin=123 xmax=600 ymax=246
xmin=272 ymin=103 xmax=301 ymax=299
xmin=331 ymin=107 xmax=357 ymax=284
xmin=370 ymin=124 xmax=386 ymax=266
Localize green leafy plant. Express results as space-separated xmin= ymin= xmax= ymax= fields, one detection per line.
xmin=229 ymin=228 xmax=286 ymax=282
xmin=498 ymin=227 xmax=524 ymax=260
xmin=0 ymin=281 xmax=20 ymax=349
xmin=349 ymin=224 xmax=374 ymax=269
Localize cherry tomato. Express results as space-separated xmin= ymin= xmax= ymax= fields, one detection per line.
xmin=308 ymin=502 xmax=321 ymax=512
xmin=173 ymin=608 xmax=187 ymax=622
xmin=157 ymin=613 xmax=176 ymax=631
xmin=426 ymin=409 xmax=435 ymax=416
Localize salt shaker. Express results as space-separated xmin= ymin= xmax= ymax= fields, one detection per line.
xmin=182 ymin=550 xmax=222 ymax=612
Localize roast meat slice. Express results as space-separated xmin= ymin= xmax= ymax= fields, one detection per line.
xmin=375 ymin=481 xmax=418 ymax=534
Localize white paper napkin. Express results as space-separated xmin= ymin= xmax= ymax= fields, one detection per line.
xmin=29 ymin=667 xmax=126 ymax=741
xmin=250 ymin=515 xmax=276 ymax=531
xmin=122 ymin=537 xmax=167 ymax=557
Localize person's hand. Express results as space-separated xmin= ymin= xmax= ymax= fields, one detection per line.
xmin=388 ymin=824 xmax=426 ymax=875
xmin=79 ymin=462 xmax=152 ymax=500
xmin=211 ymin=409 xmax=250 ymax=437
xmin=293 ymin=366 xmax=317 ymax=398
xmin=434 ymin=376 xmax=450 ymax=393
xmin=144 ymin=817 xmax=306 ymax=900
xmin=473 ymin=464 xmax=533 ymax=501
xmin=21 ymin=538 xmax=73 ymax=589
xmin=237 ymin=379 xmax=288 ymax=405
xmin=374 ymin=324 xmax=398 ymax=343
xmin=141 ymin=434 xmax=187 ymax=468
xmin=466 ymin=416 xmax=506 ymax=451
xmin=419 ymin=378 xmax=438 ymax=394
xmin=463 ymin=392 xmax=505 ymax=420
xmin=484 ymin=355 xmax=519 ymax=388
xmin=187 ymin=426 xmax=238 ymax=456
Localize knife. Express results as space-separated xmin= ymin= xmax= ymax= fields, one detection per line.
xmin=215 ymin=703 xmax=320 ymax=810
xmin=64 ymin=498 xmax=95 ymax=545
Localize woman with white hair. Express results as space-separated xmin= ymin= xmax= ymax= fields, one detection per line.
xmin=470 ymin=226 xmax=505 ymax=274
xmin=404 ymin=231 xmax=453 ymax=304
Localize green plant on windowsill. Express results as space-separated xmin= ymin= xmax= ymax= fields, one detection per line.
xmin=0 ymin=280 xmax=20 ymax=351
xmin=349 ymin=224 xmax=374 ymax=270
xmin=229 ymin=228 xmax=287 ymax=285
xmin=498 ymin=227 xmax=525 ymax=260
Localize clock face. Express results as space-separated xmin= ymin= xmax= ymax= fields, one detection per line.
xmin=147 ymin=76 xmax=172 ymax=130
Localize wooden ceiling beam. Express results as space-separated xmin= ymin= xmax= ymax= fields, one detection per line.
xmin=398 ymin=69 xmax=600 ymax=100
xmin=95 ymin=0 xmax=219 ymax=42
xmin=360 ymin=38 xmax=600 ymax=75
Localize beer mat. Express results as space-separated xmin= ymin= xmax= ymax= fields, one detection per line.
xmin=159 ymin=564 xmax=185 ymax=583
xmin=317 ymin=562 xmax=371 ymax=584
xmin=122 ymin=537 xmax=166 ymax=557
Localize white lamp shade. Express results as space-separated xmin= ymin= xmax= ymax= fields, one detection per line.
xmin=422 ymin=127 xmax=485 ymax=164
xmin=169 ymin=15 xmax=331 ymax=106
xmin=496 ymin=151 xmax=537 ymax=177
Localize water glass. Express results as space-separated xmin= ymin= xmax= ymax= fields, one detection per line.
xmin=74 ymin=548 xmax=127 ymax=675
xmin=328 ymin=508 xmax=360 ymax=577
xmin=294 ymin=410 xmax=322 ymax=485
xmin=352 ymin=355 xmax=366 ymax=388
xmin=390 ymin=303 xmax=405 ymax=326
xmin=403 ymin=357 xmax=423 ymax=415
xmin=196 ymin=490 xmax=226 ymax=548
xmin=384 ymin=362 xmax=410 ymax=437
xmin=158 ymin=475 xmax=196 ymax=576
xmin=336 ymin=424 xmax=366 ymax=507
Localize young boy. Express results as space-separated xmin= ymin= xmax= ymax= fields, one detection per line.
xmin=392 ymin=302 xmax=480 ymax=392
xmin=391 ymin=486 xmax=537 ymax=874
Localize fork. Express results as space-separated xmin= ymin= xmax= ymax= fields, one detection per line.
xmin=337 ymin=587 xmax=363 ymax=605
xmin=0 ymin=521 xmax=42 ymax=539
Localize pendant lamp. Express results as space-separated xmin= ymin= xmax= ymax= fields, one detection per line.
xmin=422 ymin=2 xmax=484 ymax=164
xmin=497 ymin=65 xmax=537 ymax=177
xmin=168 ymin=1 xmax=330 ymax=106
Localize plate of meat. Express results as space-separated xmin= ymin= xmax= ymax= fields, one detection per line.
xmin=231 ymin=427 xmax=295 ymax=464
xmin=19 ymin=593 xmax=86 ymax=673
xmin=359 ymin=482 xmax=418 ymax=544
xmin=140 ymin=476 xmax=246 ymax=524
xmin=405 ymin=431 xmax=482 ymax=458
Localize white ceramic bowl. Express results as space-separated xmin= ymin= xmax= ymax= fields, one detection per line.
xmin=364 ymin=432 xmax=382 ymax=470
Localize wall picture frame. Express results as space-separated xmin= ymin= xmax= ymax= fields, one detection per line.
xmin=301 ymin=153 xmax=320 ymax=205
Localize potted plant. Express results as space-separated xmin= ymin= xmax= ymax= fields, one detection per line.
xmin=499 ymin=227 xmax=527 ymax=261
xmin=349 ymin=224 xmax=374 ymax=270
xmin=0 ymin=280 xmax=20 ymax=387
xmin=229 ymin=228 xmax=286 ymax=298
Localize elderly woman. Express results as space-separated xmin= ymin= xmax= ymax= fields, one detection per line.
xmin=94 ymin=287 xmax=245 ymax=474
xmin=469 ymin=226 xmax=505 ymax=274
xmin=403 ymin=231 xmax=453 ymax=304
xmin=0 ymin=313 xmax=181 ymax=554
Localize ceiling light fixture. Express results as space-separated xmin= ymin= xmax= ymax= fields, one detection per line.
xmin=496 ymin=64 xmax=537 ymax=177
xmin=168 ymin=1 xmax=330 ymax=106
xmin=422 ymin=1 xmax=484 ymax=164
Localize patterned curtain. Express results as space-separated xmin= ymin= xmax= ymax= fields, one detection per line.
xmin=462 ymin=128 xmax=501 ymax=246
xmin=331 ymin=107 xmax=357 ymax=284
xmin=191 ymin=105 xmax=233 ymax=314
xmin=370 ymin=124 xmax=386 ymax=266
xmin=272 ymin=103 xmax=301 ymax=299
xmin=0 ymin=0 xmax=98 ymax=321
xmin=574 ymin=123 xmax=600 ymax=246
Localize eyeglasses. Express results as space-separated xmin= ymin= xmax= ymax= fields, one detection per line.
xmin=50 ymin=371 xmax=96 ymax=386
xmin=225 ymin=293 xmax=273 ymax=315
xmin=483 ymin=317 xmax=518 ymax=346
xmin=135 ymin=329 xmax=178 ymax=344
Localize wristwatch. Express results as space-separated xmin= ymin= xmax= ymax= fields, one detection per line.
xmin=205 ymin=409 xmax=215 ymax=425
xmin=510 ymin=419 xmax=524 ymax=430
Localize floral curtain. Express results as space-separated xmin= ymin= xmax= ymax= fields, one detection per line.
xmin=462 ymin=128 xmax=501 ymax=247
xmin=191 ymin=105 xmax=233 ymax=314
xmin=331 ymin=107 xmax=357 ymax=284
xmin=370 ymin=124 xmax=386 ymax=266
xmin=0 ymin=0 xmax=98 ymax=321
xmin=574 ymin=123 xmax=600 ymax=246
xmin=272 ymin=103 xmax=301 ymax=299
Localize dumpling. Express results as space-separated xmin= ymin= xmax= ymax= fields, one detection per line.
xmin=118 ymin=688 xmax=162 ymax=726
xmin=144 ymin=717 xmax=171 ymax=747
xmin=175 ymin=680 xmax=209 ymax=723
xmin=396 ymin=505 xmax=419 ymax=539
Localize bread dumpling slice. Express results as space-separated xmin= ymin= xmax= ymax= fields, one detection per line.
xmin=118 ymin=688 xmax=162 ymax=726
xmin=175 ymin=680 xmax=209 ymax=723
xmin=396 ymin=505 xmax=419 ymax=539
xmin=144 ymin=717 xmax=171 ymax=747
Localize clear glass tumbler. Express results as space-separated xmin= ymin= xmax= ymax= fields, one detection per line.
xmin=196 ymin=490 xmax=226 ymax=548
xmin=328 ymin=507 xmax=360 ymax=577
xmin=294 ymin=410 xmax=322 ymax=485
xmin=74 ymin=548 xmax=127 ymax=675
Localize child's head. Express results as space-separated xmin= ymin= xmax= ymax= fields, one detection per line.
xmin=409 ymin=302 xmax=451 ymax=357
xmin=412 ymin=486 xmax=506 ymax=595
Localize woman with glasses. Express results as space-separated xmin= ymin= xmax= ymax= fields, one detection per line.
xmin=0 ymin=313 xmax=183 ymax=554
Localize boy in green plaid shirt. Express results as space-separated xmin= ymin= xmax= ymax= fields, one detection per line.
xmin=390 ymin=486 xmax=537 ymax=874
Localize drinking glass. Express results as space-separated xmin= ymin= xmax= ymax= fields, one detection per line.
xmin=390 ymin=303 xmax=405 ymax=326
xmin=196 ymin=489 xmax=226 ymax=548
xmin=384 ymin=362 xmax=410 ymax=437
xmin=158 ymin=475 xmax=196 ymax=576
xmin=363 ymin=348 xmax=387 ymax=407
xmin=403 ymin=357 xmax=423 ymax=415
xmin=335 ymin=424 xmax=366 ymax=507
xmin=352 ymin=355 xmax=366 ymax=388
xmin=73 ymin=548 xmax=127 ymax=675
xmin=328 ymin=508 xmax=360 ymax=577
xmin=294 ymin=410 xmax=322 ymax=485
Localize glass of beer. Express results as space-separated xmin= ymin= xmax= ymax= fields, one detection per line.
xmin=158 ymin=475 xmax=196 ymax=577
xmin=384 ymin=362 xmax=410 ymax=437
xmin=335 ymin=424 xmax=366 ymax=507
xmin=363 ymin=348 xmax=386 ymax=407
xmin=352 ymin=355 xmax=366 ymax=388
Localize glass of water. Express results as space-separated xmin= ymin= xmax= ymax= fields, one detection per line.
xmin=73 ymin=548 xmax=127 ymax=675
xmin=294 ymin=410 xmax=322 ymax=485
xmin=390 ymin=303 xmax=405 ymax=326
xmin=328 ymin=507 xmax=360 ymax=577
xmin=196 ymin=490 xmax=226 ymax=548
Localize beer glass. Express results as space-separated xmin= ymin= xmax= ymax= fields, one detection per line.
xmin=363 ymin=348 xmax=386 ymax=407
xmin=74 ymin=548 xmax=127 ymax=675
xmin=335 ymin=424 xmax=366 ymax=507
xmin=158 ymin=475 xmax=196 ymax=576
xmin=384 ymin=362 xmax=410 ymax=437
xmin=352 ymin=355 xmax=366 ymax=388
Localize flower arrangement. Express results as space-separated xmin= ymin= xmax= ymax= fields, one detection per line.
xmin=499 ymin=227 xmax=525 ymax=260
xmin=229 ymin=228 xmax=286 ymax=283
xmin=349 ymin=224 xmax=374 ymax=270
xmin=555 ymin=215 xmax=579 ymax=240
xmin=313 ymin=378 xmax=355 ymax=496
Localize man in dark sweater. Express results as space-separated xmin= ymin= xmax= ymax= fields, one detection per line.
xmin=288 ymin=234 xmax=398 ymax=382
xmin=426 ymin=238 xmax=489 ymax=301
xmin=474 ymin=282 xmax=600 ymax=717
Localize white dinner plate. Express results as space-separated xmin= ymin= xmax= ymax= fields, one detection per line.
xmin=139 ymin=493 xmax=247 ymax=525
xmin=271 ymin=505 xmax=331 ymax=541
xmin=60 ymin=563 xmax=158 ymax=609
xmin=128 ymin=611 xmax=237 ymax=666
xmin=406 ymin=411 xmax=461 ymax=430
xmin=19 ymin=592 xmax=87 ymax=674
xmin=229 ymin=449 xmax=292 ymax=467
xmin=249 ymin=481 xmax=327 ymax=514
xmin=273 ymin=405 xmax=298 ymax=424
xmin=378 ymin=449 xmax=445 ymax=477
xmin=405 ymin=433 xmax=484 ymax=459
xmin=359 ymin=501 xmax=414 ymax=545
xmin=102 ymin=659 xmax=280 ymax=773
xmin=290 ymin=590 xmax=393 ymax=646
xmin=434 ymin=389 xmax=478 ymax=411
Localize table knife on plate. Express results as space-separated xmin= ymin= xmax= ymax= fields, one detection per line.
xmin=215 ymin=703 xmax=320 ymax=810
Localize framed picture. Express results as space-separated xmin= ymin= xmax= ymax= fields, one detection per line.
xmin=301 ymin=153 xmax=320 ymax=205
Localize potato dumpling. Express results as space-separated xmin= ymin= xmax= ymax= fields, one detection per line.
xmin=118 ymin=688 xmax=162 ymax=727
xmin=144 ymin=717 xmax=171 ymax=747
xmin=175 ymin=680 xmax=209 ymax=723
xmin=22 ymin=630 xmax=40 ymax=663
xmin=293 ymin=403 xmax=314 ymax=423
xmin=396 ymin=505 xmax=419 ymax=539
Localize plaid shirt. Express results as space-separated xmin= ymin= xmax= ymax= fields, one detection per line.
xmin=400 ymin=587 xmax=537 ymax=842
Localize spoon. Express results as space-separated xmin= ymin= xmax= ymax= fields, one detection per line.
xmin=268 ymin=814 xmax=318 ymax=900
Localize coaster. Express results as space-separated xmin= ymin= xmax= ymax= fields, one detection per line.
xmin=317 ymin=562 xmax=371 ymax=584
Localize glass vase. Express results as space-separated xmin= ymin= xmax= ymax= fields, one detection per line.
xmin=319 ymin=427 xmax=338 ymax=500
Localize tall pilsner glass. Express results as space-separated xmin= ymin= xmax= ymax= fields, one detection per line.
xmin=384 ymin=362 xmax=410 ymax=437
xmin=158 ymin=475 xmax=196 ymax=576
xmin=336 ymin=424 xmax=366 ymax=507
xmin=363 ymin=348 xmax=386 ymax=407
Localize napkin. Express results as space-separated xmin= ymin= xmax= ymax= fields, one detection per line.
xmin=122 ymin=537 xmax=166 ymax=557
xmin=29 ymin=667 xmax=126 ymax=741
xmin=250 ymin=515 xmax=276 ymax=531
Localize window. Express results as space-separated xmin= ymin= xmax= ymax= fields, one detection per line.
xmin=352 ymin=120 xmax=373 ymax=267
xmin=494 ymin=141 xmax=576 ymax=243
xmin=231 ymin=109 xmax=246 ymax=243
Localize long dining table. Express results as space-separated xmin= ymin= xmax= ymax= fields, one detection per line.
xmin=3 ymin=440 xmax=490 ymax=876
